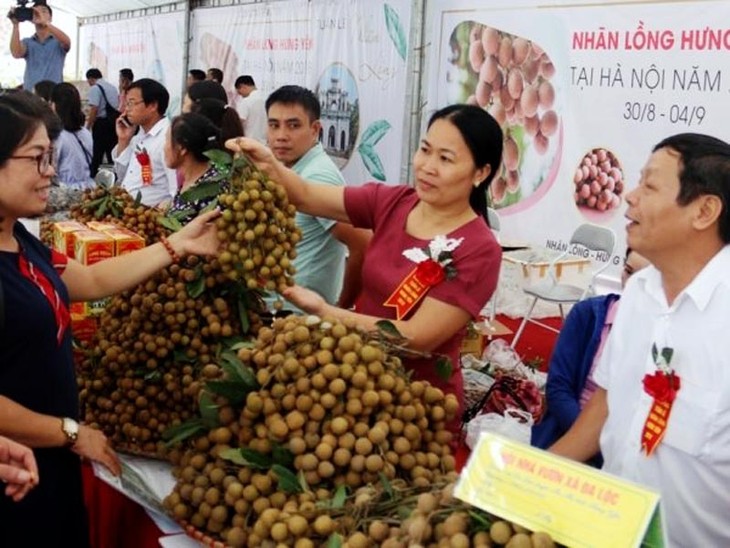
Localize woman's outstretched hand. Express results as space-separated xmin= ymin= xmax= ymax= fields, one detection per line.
xmin=168 ymin=208 xmax=222 ymax=258
xmin=281 ymin=285 xmax=328 ymax=316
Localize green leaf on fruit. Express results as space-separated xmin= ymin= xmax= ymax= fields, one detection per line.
xmin=179 ymin=180 xmax=224 ymax=203
xmin=272 ymin=445 xmax=295 ymax=468
xmin=204 ymin=149 xmax=233 ymax=168
xmin=376 ymin=320 xmax=402 ymax=338
xmin=326 ymin=534 xmax=343 ymax=548
xmin=157 ymin=215 xmax=183 ymax=232
xmin=186 ymin=265 xmax=205 ymax=298
xmin=220 ymin=350 xmax=258 ymax=389
xmin=161 ymin=418 xmax=207 ymax=446
xmin=219 ymin=448 xmax=249 ymax=466
xmin=238 ymin=448 xmax=272 ymax=469
xmin=384 ymin=4 xmax=407 ymax=61
xmin=204 ymin=379 xmax=248 ymax=406
xmin=436 ymin=356 xmax=453 ymax=380
xmin=272 ymin=464 xmax=303 ymax=494
xmin=331 ymin=485 xmax=348 ymax=509
xmin=198 ymin=391 xmax=220 ymax=427
xmin=379 ymin=472 xmax=395 ymax=500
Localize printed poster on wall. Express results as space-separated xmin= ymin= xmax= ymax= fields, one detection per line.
xmin=190 ymin=0 xmax=412 ymax=186
xmin=78 ymin=11 xmax=186 ymax=115
xmin=426 ymin=0 xmax=730 ymax=276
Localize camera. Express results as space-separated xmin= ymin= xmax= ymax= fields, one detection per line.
xmin=10 ymin=1 xmax=36 ymax=23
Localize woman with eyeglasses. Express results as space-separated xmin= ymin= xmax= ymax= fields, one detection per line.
xmin=531 ymin=247 xmax=650 ymax=462
xmin=0 ymin=91 xmax=221 ymax=546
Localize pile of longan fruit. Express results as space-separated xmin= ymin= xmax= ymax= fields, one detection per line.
xmin=78 ymin=254 xmax=260 ymax=455
xmin=460 ymin=24 xmax=558 ymax=205
xmin=574 ymin=148 xmax=624 ymax=212
xmin=69 ymin=185 xmax=168 ymax=245
xmin=163 ymin=314 xmax=461 ymax=546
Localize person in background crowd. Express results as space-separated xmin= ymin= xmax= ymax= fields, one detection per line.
xmin=531 ymin=247 xmax=650 ymax=461
xmin=234 ymin=74 xmax=267 ymax=143
xmin=206 ymin=68 xmax=223 ymax=84
xmin=118 ymin=68 xmax=134 ymax=114
xmin=50 ymin=82 xmax=94 ymax=189
xmin=32 ymin=79 xmax=55 ymax=102
xmin=551 ymin=133 xmax=730 ymax=547
xmin=227 ymin=104 xmax=504 ymax=436
xmin=265 ymin=85 xmax=370 ymax=311
xmin=8 ymin=3 xmax=70 ymax=91
xmin=182 ymin=80 xmax=243 ymax=143
xmin=112 ymin=78 xmax=177 ymax=207
xmin=186 ymin=69 xmax=206 ymax=88
xmin=164 ymin=113 xmax=228 ymax=222
xmin=85 ymin=68 xmax=120 ymax=177
xmin=0 ymin=435 xmax=38 ymax=502
xmin=0 ymin=90 xmax=221 ymax=546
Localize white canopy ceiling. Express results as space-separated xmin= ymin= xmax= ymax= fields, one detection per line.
xmin=0 ymin=0 xmax=179 ymax=19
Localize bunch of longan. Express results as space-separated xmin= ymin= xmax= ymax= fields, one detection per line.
xmin=164 ymin=315 xmax=461 ymax=546
xmin=363 ymin=481 xmax=556 ymax=548
xmin=461 ymin=24 xmax=558 ymax=205
xmin=69 ymin=185 xmax=168 ymax=245
xmin=214 ymin=168 xmax=301 ymax=293
xmin=78 ymin=254 xmax=263 ymax=455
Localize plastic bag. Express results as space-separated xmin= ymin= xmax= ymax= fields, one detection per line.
xmin=465 ymin=408 xmax=534 ymax=449
xmin=482 ymin=339 xmax=547 ymax=389
xmin=480 ymin=372 xmax=545 ymax=423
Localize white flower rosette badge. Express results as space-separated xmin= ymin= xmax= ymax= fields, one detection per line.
xmin=384 ymin=235 xmax=463 ymax=320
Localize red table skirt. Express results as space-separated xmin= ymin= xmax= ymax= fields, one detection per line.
xmin=81 ymin=462 xmax=163 ymax=548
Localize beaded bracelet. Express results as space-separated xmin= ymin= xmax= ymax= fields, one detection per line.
xmin=160 ymin=236 xmax=182 ymax=264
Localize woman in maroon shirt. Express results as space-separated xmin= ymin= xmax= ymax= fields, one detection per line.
xmin=228 ymin=104 xmax=503 ymax=429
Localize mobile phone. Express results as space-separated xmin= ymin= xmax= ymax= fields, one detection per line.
xmin=120 ymin=115 xmax=132 ymax=128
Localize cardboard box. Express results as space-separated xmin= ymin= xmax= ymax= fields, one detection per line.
xmin=102 ymin=228 xmax=145 ymax=256
xmin=71 ymin=316 xmax=98 ymax=363
xmin=72 ymin=230 xmax=114 ymax=266
xmin=52 ymin=221 xmax=86 ymax=257
xmin=86 ymin=221 xmax=120 ymax=232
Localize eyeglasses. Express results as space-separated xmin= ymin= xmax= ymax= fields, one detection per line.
xmin=125 ymin=98 xmax=145 ymax=108
xmin=9 ymin=149 xmax=54 ymax=174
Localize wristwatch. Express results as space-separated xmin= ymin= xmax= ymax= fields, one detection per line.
xmin=61 ymin=417 xmax=79 ymax=447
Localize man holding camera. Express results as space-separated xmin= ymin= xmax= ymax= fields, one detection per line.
xmin=8 ymin=2 xmax=70 ymax=91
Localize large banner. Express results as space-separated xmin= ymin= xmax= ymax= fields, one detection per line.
xmin=78 ymin=11 xmax=187 ymax=115
xmin=426 ymin=0 xmax=730 ymax=277
xmin=190 ymin=0 xmax=412 ymax=185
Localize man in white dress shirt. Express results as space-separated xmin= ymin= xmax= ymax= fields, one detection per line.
xmin=234 ymin=75 xmax=267 ymax=143
xmin=112 ymin=78 xmax=177 ymax=207
xmin=551 ymin=133 xmax=730 ymax=547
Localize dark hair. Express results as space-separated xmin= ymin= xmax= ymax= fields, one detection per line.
xmin=265 ymin=85 xmax=320 ymax=121
xmin=119 ymin=68 xmax=134 ymax=81
xmin=207 ymin=68 xmax=224 ymax=84
xmin=188 ymin=69 xmax=206 ymax=82
xmin=33 ymin=79 xmax=55 ymax=102
xmin=427 ymin=104 xmax=503 ymax=224
xmin=653 ymin=133 xmax=730 ymax=243
xmin=0 ymin=91 xmax=60 ymax=167
xmin=35 ymin=3 xmax=52 ymax=17
xmin=235 ymin=75 xmax=256 ymax=88
xmin=128 ymin=78 xmax=169 ymax=116
xmin=170 ymin=113 xmax=221 ymax=163
xmin=190 ymin=98 xmax=243 ymax=142
xmin=85 ymin=68 xmax=103 ymax=80
xmin=51 ymin=82 xmax=84 ymax=132
xmin=188 ymin=80 xmax=227 ymax=104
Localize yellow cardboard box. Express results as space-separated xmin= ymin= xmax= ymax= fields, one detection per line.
xmin=72 ymin=230 xmax=114 ymax=266
xmin=52 ymin=221 xmax=86 ymax=258
xmin=101 ymin=228 xmax=146 ymax=256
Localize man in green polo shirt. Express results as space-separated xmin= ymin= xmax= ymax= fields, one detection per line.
xmin=266 ymin=85 xmax=370 ymax=310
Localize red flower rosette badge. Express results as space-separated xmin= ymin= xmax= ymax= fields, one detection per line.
xmin=384 ymin=235 xmax=461 ymax=320
xmin=640 ymin=343 xmax=680 ymax=456
xmin=135 ymin=146 xmax=153 ymax=186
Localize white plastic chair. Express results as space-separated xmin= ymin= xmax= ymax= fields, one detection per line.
xmin=510 ymin=223 xmax=616 ymax=348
